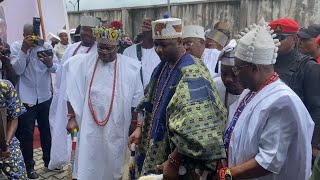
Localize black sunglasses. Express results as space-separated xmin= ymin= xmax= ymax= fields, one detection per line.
xmin=275 ymin=34 xmax=294 ymax=41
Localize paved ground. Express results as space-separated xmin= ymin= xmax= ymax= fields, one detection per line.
xmin=34 ymin=148 xmax=69 ymax=180
xmin=34 ymin=148 xmax=132 ymax=180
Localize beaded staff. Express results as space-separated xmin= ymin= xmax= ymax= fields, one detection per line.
xmin=68 ymin=129 xmax=78 ymax=180
xmin=129 ymin=143 xmax=136 ymax=180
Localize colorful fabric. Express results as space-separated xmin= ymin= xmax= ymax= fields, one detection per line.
xmin=0 ymin=137 xmax=28 ymax=180
xmin=136 ymin=53 xmax=227 ymax=177
xmin=93 ymin=26 xmax=122 ymax=45
xmin=93 ymin=22 xmax=132 ymax=46
xmin=0 ymin=80 xmax=27 ymax=179
xmin=0 ymin=80 xmax=26 ymax=120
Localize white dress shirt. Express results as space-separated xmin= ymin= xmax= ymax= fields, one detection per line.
xmin=202 ymin=48 xmax=221 ymax=78
xmin=123 ymin=44 xmax=161 ymax=89
xmin=10 ymin=41 xmax=58 ymax=105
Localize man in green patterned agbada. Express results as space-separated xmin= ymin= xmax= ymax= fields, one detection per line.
xmin=129 ymin=17 xmax=227 ymax=179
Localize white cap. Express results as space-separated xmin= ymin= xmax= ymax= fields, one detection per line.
xmin=47 ymin=32 xmax=60 ymax=42
xmin=235 ymin=18 xmax=280 ymax=65
xmin=219 ymin=40 xmax=237 ymax=66
xmin=69 ymin=29 xmax=76 ymax=34
xmin=80 ymin=16 xmax=100 ymax=27
xmin=152 ymin=18 xmax=183 ymax=39
xmin=182 ymin=25 xmax=205 ymax=40
xmin=57 ymin=29 xmax=68 ymax=36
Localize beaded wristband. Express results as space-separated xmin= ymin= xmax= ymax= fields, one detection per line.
xmin=67 ymin=114 xmax=76 ymax=118
xmin=168 ymin=154 xmax=181 ymax=168
xmin=218 ymin=167 xmax=232 ymax=180
xmin=137 ymin=122 xmax=144 ymax=131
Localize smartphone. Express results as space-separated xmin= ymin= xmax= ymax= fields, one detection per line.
xmin=37 ymin=49 xmax=53 ymax=58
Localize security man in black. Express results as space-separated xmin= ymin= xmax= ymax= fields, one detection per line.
xmin=269 ymin=18 xmax=320 ymax=161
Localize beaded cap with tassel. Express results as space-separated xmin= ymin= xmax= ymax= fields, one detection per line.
xmin=152 ymin=17 xmax=183 ymax=40
xmin=235 ymin=18 xmax=280 ymax=65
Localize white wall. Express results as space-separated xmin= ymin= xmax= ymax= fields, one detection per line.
xmin=66 ymin=0 xmax=205 ymax=11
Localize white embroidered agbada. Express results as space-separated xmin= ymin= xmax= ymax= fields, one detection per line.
xmin=228 ymin=79 xmax=314 ymax=180
xmin=123 ymin=44 xmax=161 ymax=89
xmin=48 ymin=41 xmax=97 ymax=170
xmin=64 ymin=52 xmax=144 ymax=180
xmin=202 ymin=48 xmax=220 ymax=78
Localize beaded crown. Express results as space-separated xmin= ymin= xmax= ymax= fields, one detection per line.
xmin=93 ymin=21 xmax=131 ymax=46
xmin=235 ymin=18 xmax=281 ymax=65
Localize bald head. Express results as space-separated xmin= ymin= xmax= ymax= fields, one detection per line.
xmin=23 ymin=23 xmax=33 ymax=37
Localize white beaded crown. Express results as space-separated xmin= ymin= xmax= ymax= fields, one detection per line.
xmin=235 ymin=18 xmax=281 ymax=65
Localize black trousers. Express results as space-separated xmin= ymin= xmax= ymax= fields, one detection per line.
xmin=15 ymin=99 xmax=52 ymax=171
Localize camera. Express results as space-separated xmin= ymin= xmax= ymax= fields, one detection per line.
xmin=32 ymin=17 xmax=44 ymax=46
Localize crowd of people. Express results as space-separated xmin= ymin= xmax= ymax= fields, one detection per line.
xmin=0 ymin=13 xmax=317 ymax=180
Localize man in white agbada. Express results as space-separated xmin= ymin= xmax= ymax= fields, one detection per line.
xmin=54 ymin=29 xmax=70 ymax=61
xmin=65 ymin=24 xmax=144 ymax=180
xmin=181 ymin=25 xmax=221 ymax=78
xmin=213 ymin=42 xmax=244 ymax=127
xmin=48 ymin=16 xmax=100 ymax=170
xmin=123 ymin=19 xmax=161 ymax=91
xmin=218 ymin=18 xmax=314 ymax=180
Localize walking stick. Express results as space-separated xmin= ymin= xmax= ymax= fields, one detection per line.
xmin=68 ymin=129 xmax=78 ymax=180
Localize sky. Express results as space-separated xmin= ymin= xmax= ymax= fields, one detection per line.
xmin=66 ymin=0 xmax=204 ymax=11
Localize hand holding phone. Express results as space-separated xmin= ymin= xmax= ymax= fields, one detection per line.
xmin=37 ymin=49 xmax=53 ymax=68
xmin=37 ymin=49 xmax=53 ymax=58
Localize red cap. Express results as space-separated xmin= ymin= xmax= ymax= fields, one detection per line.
xmin=268 ymin=18 xmax=299 ymax=34
xmin=316 ymin=35 xmax=320 ymax=44
xmin=110 ymin=21 xmax=123 ymax=30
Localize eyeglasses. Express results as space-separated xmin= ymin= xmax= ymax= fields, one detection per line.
xmin=183 ymin=42 xmax=194 ymax=49
xmin=232 ymin=64 xmax=249 ymax=76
